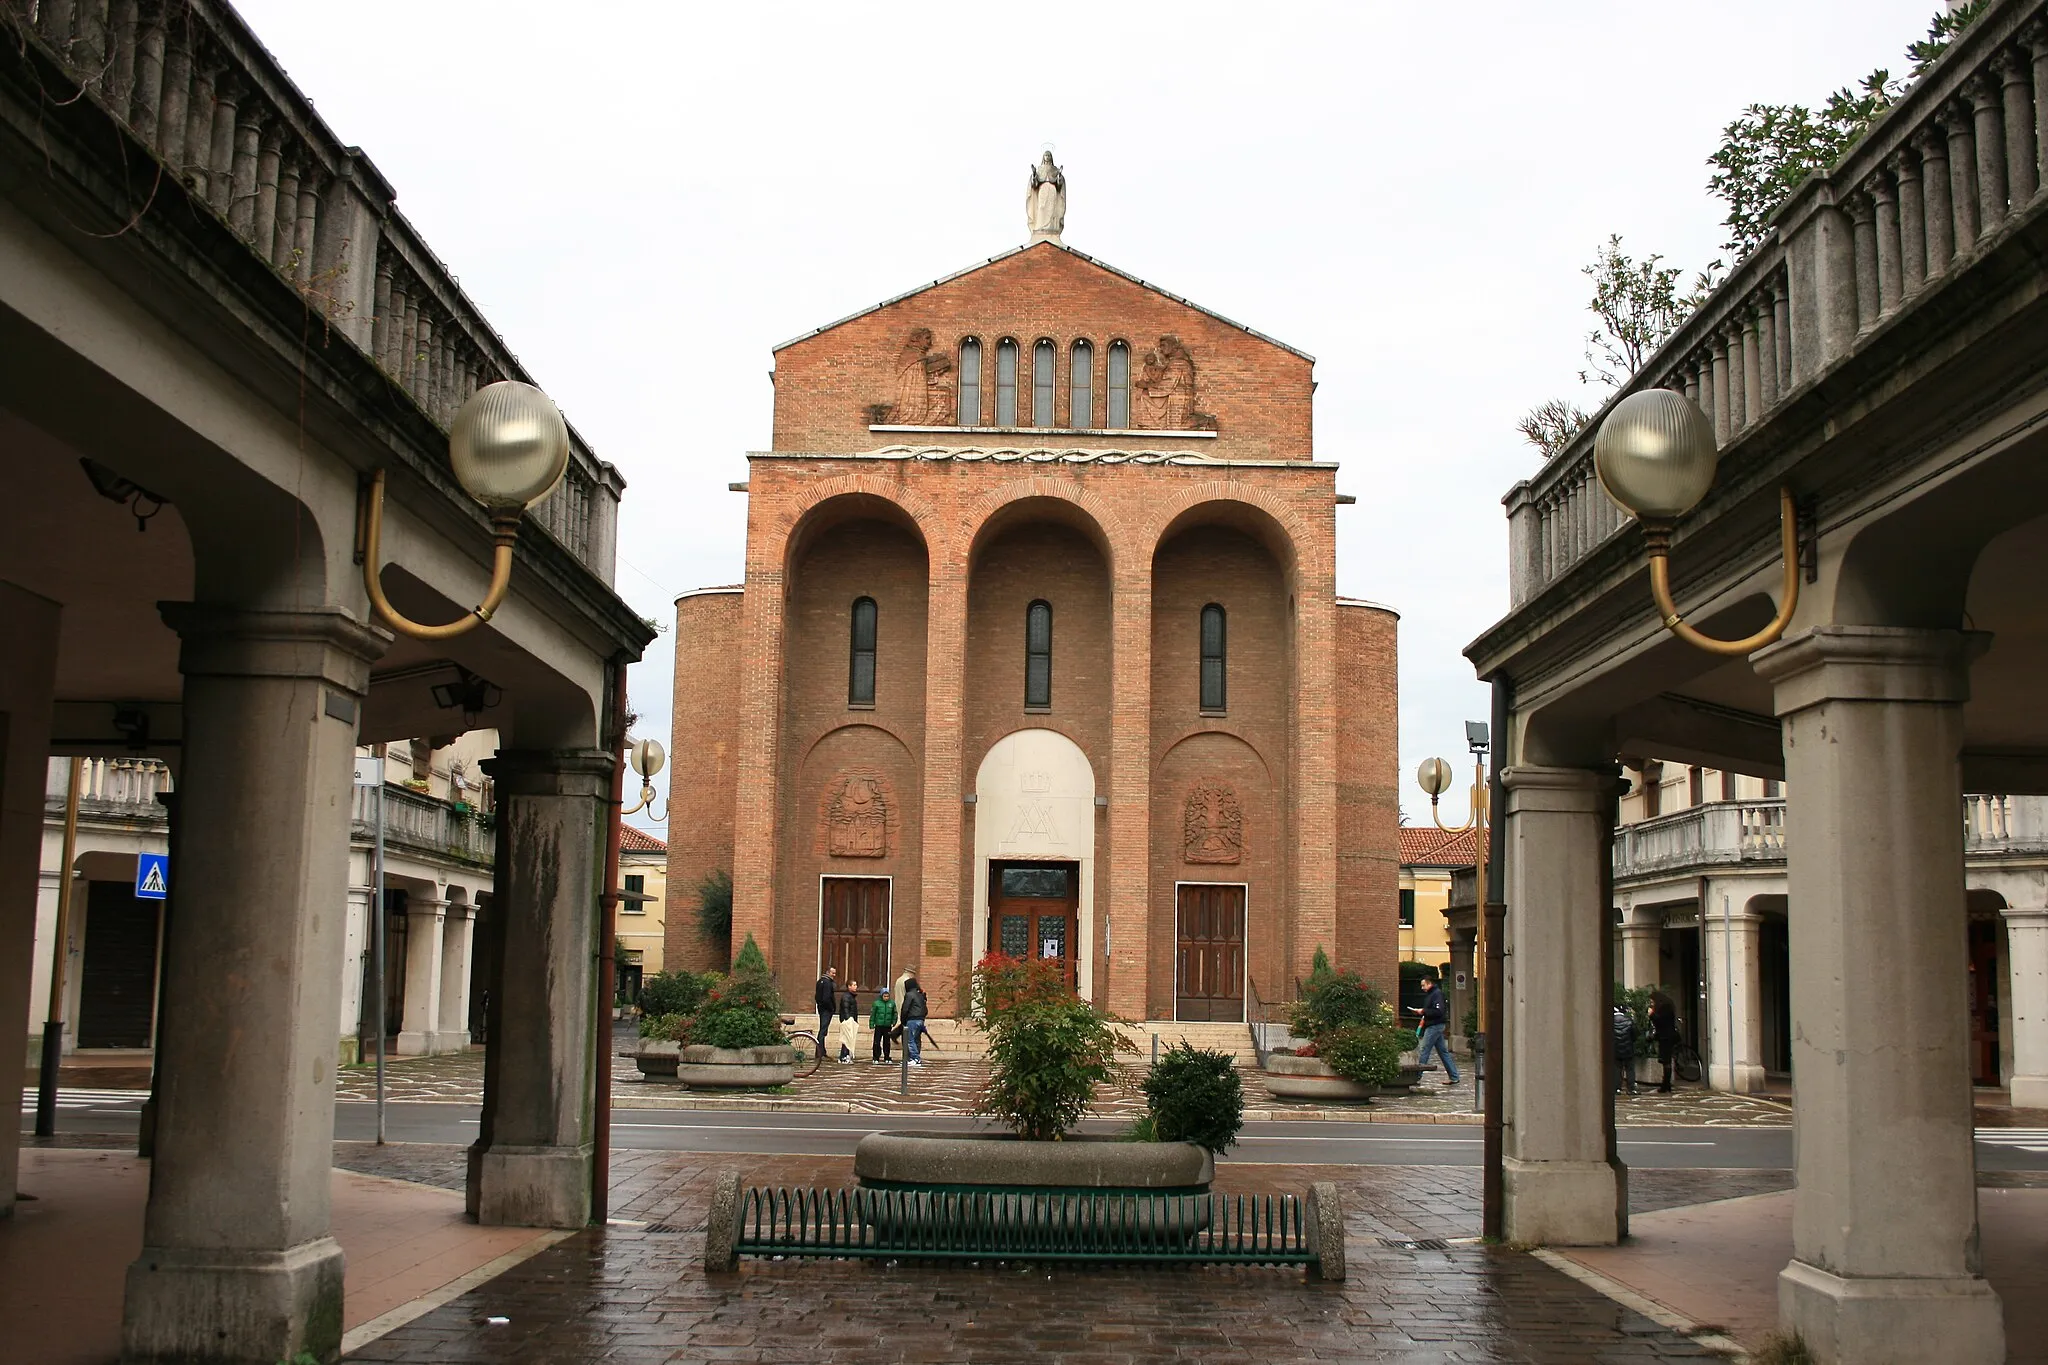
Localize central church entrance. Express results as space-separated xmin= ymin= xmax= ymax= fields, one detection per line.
xmin=989 ymin=861 xmax=1079 ymax=991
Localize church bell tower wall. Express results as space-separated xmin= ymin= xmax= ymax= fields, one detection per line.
xmin=1336 ymin=600 xmax=1401 ymax=999
xmin=666 ymin=588 xmax=744 ymax=974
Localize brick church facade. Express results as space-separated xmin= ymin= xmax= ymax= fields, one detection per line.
xmin=666 ymin=175 xmax=1399 ymax=1021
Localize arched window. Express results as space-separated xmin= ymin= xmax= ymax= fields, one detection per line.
xmin=849 ymin=597 xmax=878 ymax=707
xmin=957 ymin=339 xmax=982 ymax=425
xmin=1032 ymin=340 xmax=1055 ymax=427
xmin=1107 ymin=341 xmax=1130 ymax=428
xmin=1199 ymin=603 xmax=1226 ymax=712
xmin=1025 ymin=600 xmax=1053 ymax=709
xmin=996 ymin=339 xmax=1019 ymax=426
xmin=1069 ymin=340 xmax=1093 ymax=428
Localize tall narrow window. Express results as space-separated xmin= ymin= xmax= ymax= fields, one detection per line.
xmin=1199 ymin=604 xmax=1226 ymax=712
xmin=1688 ymin=765 xmax=1705 ymax=807
xmin=996 ymin=339 xmax=1019 ymax=425
xmin=1762 ymin=777 xmax=1782 ymax=799
xmin=1720 ymin=769 xmax=1736 ymax=802
xmin=1032 ymin=340 xmax=1055 ymax=427
xmin=848 ymin=597 xmax=877 ymax=707
xmin=957 ymin=339 xmax=982 ymax=425
xmin=1107 ymin=341 xmax=1130 ymax=427
xmin=1069 ymin=340 xmax=1093 ymax=428
xmin=1024 ymin=600 xmax=1052 ymax=709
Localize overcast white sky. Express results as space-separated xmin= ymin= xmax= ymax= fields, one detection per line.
xmin=235 ymin=0 xmax=1933 ymax=829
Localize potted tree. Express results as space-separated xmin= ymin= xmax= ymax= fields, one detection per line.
xmin=1262 ymin=948 xmax=1416 ymax=1102
xmin=627 ymin=969 xmax=714 ymax=1078
xmin=854 ymin=955 xmax=1211 ymax=1195
xmin=633 ymin=937 xmax=799 ymax=1088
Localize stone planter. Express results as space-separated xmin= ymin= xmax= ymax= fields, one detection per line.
xmin=675 ymin=1043 xmax=798 ymax=1089
xmin=629 ymin=1041 xmax=680 ymax=1078
xmin=1380 ymin=1063 xmax=1427 ymax=1096
xmin=1262 ymin=1053 xmax=1376 ymax=1103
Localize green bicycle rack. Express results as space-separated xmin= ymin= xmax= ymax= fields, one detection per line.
xmin=702 ymin=1173 xmax=1345 ymax=1279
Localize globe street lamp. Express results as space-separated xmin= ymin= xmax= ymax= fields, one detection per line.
xmin=622 ymin=737 xmax=667 ymax=820
xmin=357 ymin=381 xmax=572 ymax=640
xmin=1593 ymin=389 xmax=1800 ymax=656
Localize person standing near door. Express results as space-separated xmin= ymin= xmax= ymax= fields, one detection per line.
xmin=1650 ymin=990 xmax=1680 ymax=1092
xmin=835 ymin=979 xmax=862 ymax=1063
xmin=869 ymin=988 xmax=897 ymax=1063
xmin=813 ymin=966 xmax=838 ymax=1061
xmin=901 ymin=975 xmax=929 ymax=1067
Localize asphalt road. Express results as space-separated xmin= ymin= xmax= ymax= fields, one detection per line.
xmin=23 ymin=1090 xmax=2048 ymax=1170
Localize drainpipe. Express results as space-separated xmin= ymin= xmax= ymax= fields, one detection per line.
xmin=34 ymin=757 xmax=83 ymax=1138
xmin=593 ymin=656 xmax=628 ymax=1224
xmin=1482 ymin=675 xmax=1510 ymax=1241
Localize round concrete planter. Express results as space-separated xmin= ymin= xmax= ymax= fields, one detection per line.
xmin=630 ymin=1041 xmax=681 ymax=1078
xmin=1381 ymin=1063 xmax=1427 ymax=1096
xmin=675 ymin=1043 xmax=798 ymax=1088
xmin=854 ymin=1130 xmax=1213 ymax=1192
xmin=1262 ymin=1054 xmax=1376 ymax=1103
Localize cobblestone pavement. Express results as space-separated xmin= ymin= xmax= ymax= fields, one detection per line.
xmin=337 ymin=1047 xmax=1793 ymax=1127
xmin=341 ymin=1147 xmax=1739 ymax=1364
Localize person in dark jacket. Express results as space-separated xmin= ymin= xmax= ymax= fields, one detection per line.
xmin=1404 ymin=972 xmax=1461 ymax=1085
xmin=901 ymin=975 xmax=929 ymax=1067
xmin=1650 ymin=990 xmax=1680 ymax=1093
xmin=1613 ymin=1002 xmax=1639 ymax=1096
xmin=813 ymin=967 xmax=837 ymax=1061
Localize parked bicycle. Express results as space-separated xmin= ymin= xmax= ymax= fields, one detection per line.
xmin=1671 ymin=1040 xmax=1704 ymax=1084
xmin=778 ymin=1016 xmax=825 ymax=1078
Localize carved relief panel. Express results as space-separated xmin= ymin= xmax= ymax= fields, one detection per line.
xmin=871 ymin=327 xmax=955 ymax=425
xmin=825 ymin=773 xmax=892 ymax=858
xmin=1183 ymin=779 xmax=1243 ymax=864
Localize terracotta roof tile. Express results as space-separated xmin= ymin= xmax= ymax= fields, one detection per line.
xmin=1398 ymin=826 xmax=1479 ymax=868
xmin=620 ymin=825 xmax=667 ymax=853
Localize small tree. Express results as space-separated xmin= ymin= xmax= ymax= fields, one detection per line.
xmin=971 ymin=953 xmax=1134 ymax=1141
xmin=1142 ymin=1043 xmax=1244 ymax=1153
xmin=732 ymin=932 xmax=769 ymax=976
xmin=687 ymin=938 xmax=783 ymax=1050
xmin=695 ymin=868 xmax=733 ymax=946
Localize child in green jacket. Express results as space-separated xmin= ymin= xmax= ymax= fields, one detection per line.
xmin=869 ymin=990 xmax=899 ymax=1063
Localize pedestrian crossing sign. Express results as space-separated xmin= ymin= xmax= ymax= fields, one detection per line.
xmin=135 ymin=852 xmax=169 ymax=900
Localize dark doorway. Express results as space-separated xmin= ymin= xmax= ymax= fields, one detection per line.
xmin=820 ymin=877 xmax=890 ymax=990
xmin=1663 ymin=923 xmax=1704 ymax=1053
xmin=1175 ymin=883 xmax=1246 ymax=1022
xmin=1969 ymin=919 xmax=2002 ymax=1086
xmin=989 ymin=861 xmax=1079 ymax=992
xmin=1760 ymin=915 xmax=1792 ymax=1074
xmin=359 ymin=888 xmax=409 ymax=1046
xmin=77 ymin=879 xmax=159 ymax=1048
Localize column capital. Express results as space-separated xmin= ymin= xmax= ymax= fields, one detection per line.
xmin=1502 ymin=764 xmax=1621 ymax=815
xmin=158 ymin=604 xmax=389 ymax=695
xmin=1999 ymin=905 xmax=2048 ymax=926
xmin=1754 ymin=626 xmax=1990 ymax=715
xmin=482 ymin=748 xmax=613 ymax=799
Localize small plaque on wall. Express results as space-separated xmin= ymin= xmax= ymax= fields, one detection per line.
xmin=925 ymin=939 xmax=952 ymax=958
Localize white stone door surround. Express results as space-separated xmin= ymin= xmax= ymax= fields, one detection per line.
xmin=971 ymin=728 xmax=1097 ymax=1000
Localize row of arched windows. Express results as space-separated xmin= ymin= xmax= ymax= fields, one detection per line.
xmin=845 ymin=597 xmax=1227 ymax=712
xmin=955 ymin=338 xmax=1132 ymax=429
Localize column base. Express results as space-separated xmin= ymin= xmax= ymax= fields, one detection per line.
xmin=469 ymin=1142 xmax=592 ymax=1228
xmin=1780 ymin=1258 xmax=2003 ymax=1364
xmin=122 ymin=1236 xmax=345 ymax=1364
xmin=2008 ymin=1074 xmax=2048 ymax=1109
xmin=393 ymin=1030 xmax=434 ymax=1057
xmin=1501 ymin=1157 xmax=1625 ymax=1246
xmin=1711 ymin=1062 xmax=1768 ymax=1094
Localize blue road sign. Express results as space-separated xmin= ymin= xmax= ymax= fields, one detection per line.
xmin=135 ymin=852 xmax=169 ymax=900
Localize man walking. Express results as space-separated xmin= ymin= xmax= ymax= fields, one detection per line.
xmin=1408 ymin=971 xmax=1461 ymax=1086
xmin=901 ymin=974 xmax=929 ymax=1067
xmin=813 ymin=966 xmax=837 ymax=1062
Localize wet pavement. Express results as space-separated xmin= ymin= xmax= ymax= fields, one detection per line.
xmin=334 ymin=1145 xmax=1756 ymax=1363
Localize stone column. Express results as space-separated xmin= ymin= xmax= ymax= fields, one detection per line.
xmin=467 ymin=748 xmax=610 ymax=1229
xmin=123 ymin=606 xmax=384 ymax=1365
xmin=395 ymin=895 xmax=447 ymax=1055
xmin=2003 ymin=906 xmax=2048 ymax=1109
xmin=1755 ymin=626 xmax=2002 ymax=1364
xmin=1501 ymin=765 xmax=1624 ymax=1246
xmin=438 ymin=903 xmax=477 ymax=1053
xmin=1446 ymin=926 xmax=1476 ymax=1054
xmin=1106 ymin=564 xmax=1151 ymax=1019
xmin=1619 ymin=908 xmax=1662 ymax=991
xmin=1702 ymin=896 xmax=1767 ymax=1093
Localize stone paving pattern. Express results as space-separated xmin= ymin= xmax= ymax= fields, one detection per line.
xmin=335 ymin=1047 xmax=1795 ymax=1127
xmin=339 ymin=1147 xmax=1736 ymax=1364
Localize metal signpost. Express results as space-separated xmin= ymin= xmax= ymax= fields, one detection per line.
xmin=354 ymin=755 xmax=386 ymax=1143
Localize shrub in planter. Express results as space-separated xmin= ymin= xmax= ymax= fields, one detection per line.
xmin=971 ymin=953 xmax=1133 ymax=1141
xmin=1319 ymin=1024 xmax=1411 ymax=1090
xmin=639 ymin=1013 xmax=691 ymax=1044
xmin=1289 ymin=953 xmax=1389 ymax=1043
xmin=690 ymin=968 xmax=785 ymax=1051
xmin=1143 ymin=1043 xmax=1244 ymax=1154
xmin=639 ymin=970 xmax=713 ymax=1020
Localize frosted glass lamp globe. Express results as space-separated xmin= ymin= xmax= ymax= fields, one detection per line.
xmin=449 ymin=381 xmax=571 ymax=512
xmin=1417 ymin=757 xmax=1454 ymax=797
xmin=1593 ymin=390 xmax=1718 ymax=522
xmin=631 ymin=737 xmax=666 ymax=779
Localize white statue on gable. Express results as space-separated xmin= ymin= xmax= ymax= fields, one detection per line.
xmin=1026 ymin=152 xmax=1066 ymax=243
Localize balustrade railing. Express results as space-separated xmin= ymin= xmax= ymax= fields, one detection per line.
xmin=8 ymin=0 xmax=619 ymax=583
xmin=1966 ymin=793 xmax=2048 ymax=850
xmin=45 ymin=757 xmax=173 ymax=819
xmin=1507 ymin=0 xmax=2048 ymax=606
xmin=1613 ymin=800 xmax=1788 ymax=880
xmin=350 ymin=782 xmax=494 ymax=866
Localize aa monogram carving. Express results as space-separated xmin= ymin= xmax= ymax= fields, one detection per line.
xmin=826 ymin=773 xmax=891 ymax=858
xmin=1183 ymin=779 xmax=1243 ymax=864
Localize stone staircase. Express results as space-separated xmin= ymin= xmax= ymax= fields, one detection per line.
xmin=914 ymin=1018 xmax=1263 ymax=1066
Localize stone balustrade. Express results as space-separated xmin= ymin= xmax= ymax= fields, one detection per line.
xmin=44 ymin=756 xmax=173 ymax=820
xmin=10 ymin=0 xmax=620 ymax=582
xmin=1612 ymin=799 xmax=1788 ymax=881
xmin=1507 ymin=0 xmax=2048 ymax=606
xmin=350 ymin=781 xmax=494 ymax=867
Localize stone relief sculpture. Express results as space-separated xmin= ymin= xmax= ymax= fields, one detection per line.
xmin=1137 ymin=336 xmax=1217 ymax=430
xmin=875 ymin=328 xmax=955 ymax=426
xmin=827 ymin=774 xmax=891 ymax=857
xmin=1026 ymin=151 xmax=1066 ymax=242
xmin=1183 ymin=779 xmax=1244 ymax=864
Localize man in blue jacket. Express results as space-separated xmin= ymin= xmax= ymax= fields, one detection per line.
xmin=1407 ymin=971 xmax=1461 ymax=1086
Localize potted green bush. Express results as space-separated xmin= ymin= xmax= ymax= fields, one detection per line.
xmin=629 ymin=937 xmax=798 ymax=1088
xmin=1263 ymin=948 xmax=1417 ymax=1102
xmin=855 ymin=954 xmax=1212 ymax=1196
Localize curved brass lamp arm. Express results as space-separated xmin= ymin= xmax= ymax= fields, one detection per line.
xmin=1428 ymin=793 xmax=1479 ymax=835
xmin=359 ymin=469 xmax=519 ymax=640
xmin=622 ymin=782 xmax=666 ymax=820
xmin=1646 ymin=486 xmax=1801 ymax=658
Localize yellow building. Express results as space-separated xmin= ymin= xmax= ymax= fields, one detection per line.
xmin=1397 ymin=826 xmax=1476 ymax=968
xmin=619 ymin=827 xmax=669 ymax=985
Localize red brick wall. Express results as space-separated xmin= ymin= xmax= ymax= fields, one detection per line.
xmin=772 ymin=244 xmax=1314 ymax=462
xmin=664 ymin=590 xmax=742 ymax=973
xmin=1336 ymin=601 xmax=1401 ymax=999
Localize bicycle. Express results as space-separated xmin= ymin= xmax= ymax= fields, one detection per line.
xmin=1671 ymin=1041 xmax=1704 ymax=1084
xmin=779 ymin=1017 xmax=825 ymax=1078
